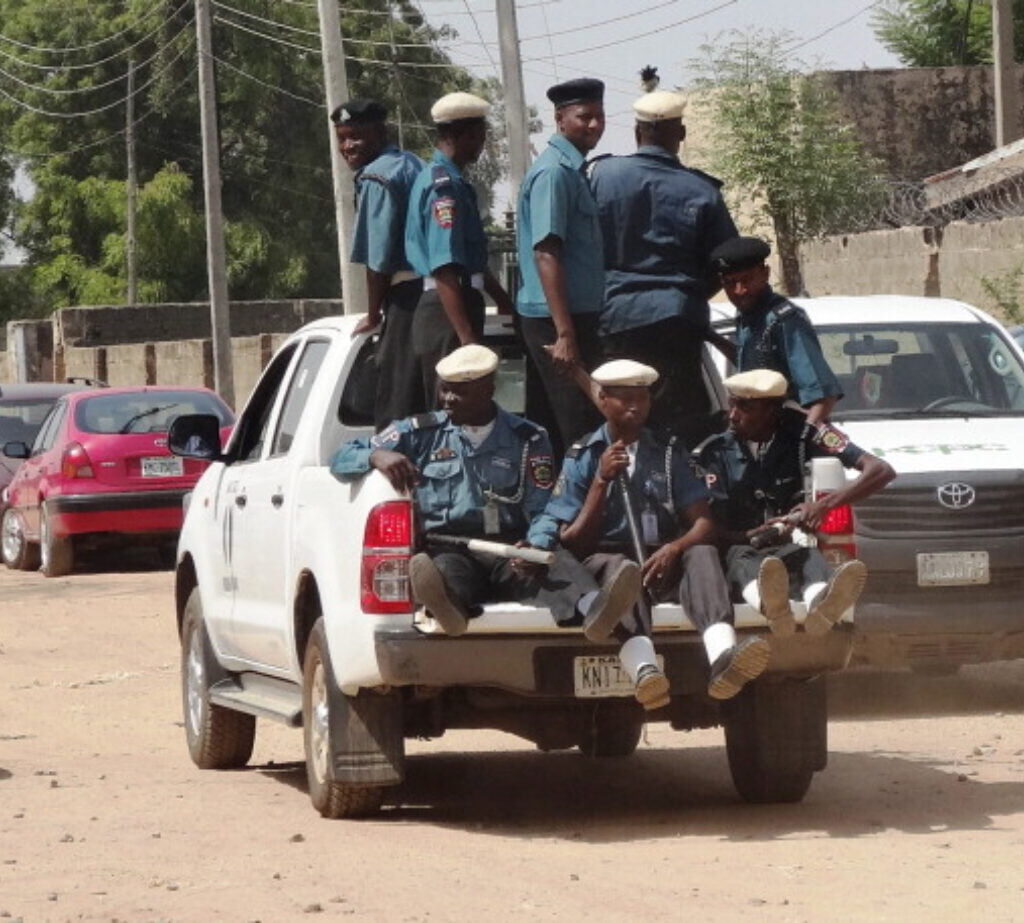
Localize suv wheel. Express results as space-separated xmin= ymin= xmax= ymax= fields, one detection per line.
xmin=2 ymin=508 xmax=40 ymax=571
xmin=40 ymin=505 xmax=74 ymax=577
xmin=722 ymin=676 xmax=827 ymax=804
xmin=577 ymin=702 xmax=643 ymax=757
xmin=181 ymin=588 xmax=256 ymax=769
xmin=303 ymin=619 xmax=386 ymax=819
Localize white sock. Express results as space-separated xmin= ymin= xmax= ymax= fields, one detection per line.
xmin=741 ymin=579 xmax=761 ymax=611
xmin=577 ymin=590 xmax=598 ymax=619
xmin=703 ymin=622 xmax=736 ymax=664
xmin=804 ymin=581 xmax=828 ymax=610
xmin=618 ymin=635 xmax=657 ymax=683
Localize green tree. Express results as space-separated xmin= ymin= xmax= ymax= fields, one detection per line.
xmin=872 ymin=0 xmax=1024 ymax=66
xmin=690 ymin=30 xmax=887 ymax=296
xmin=0 ymin=0 xmax=493 ymax=312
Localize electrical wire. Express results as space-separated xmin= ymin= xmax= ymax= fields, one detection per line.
xmin=780 ymin=1 xmax=884 ymax=57
xmin=459 ymin=0 xmax=499 ymax=74
xmin=214 ymin=1 xmax=322 ymax=39
xmin=0 ymin=0 xmax=169 ymax=55
xmin=520 ymin=0 xmax=682 ymax=42
xmin=212 ymin=53 xmax=323 ymax=106
xmin=212 ymin=14 xmax=321 ymax=54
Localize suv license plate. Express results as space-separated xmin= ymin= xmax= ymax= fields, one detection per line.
xmin=917 ymin=551 xmax=989 ymax=586
xmin=141 ymin=456 xmax=183 ymax=478
xmin=573 ymin=655 xmax=663 ymax=698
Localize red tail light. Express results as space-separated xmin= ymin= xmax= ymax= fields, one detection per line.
xmin=818 ymin=503 xmax=853 ymax=535
xmin=814 ymin=491 xmax=856 ymax=564
xmin=61 ymin=442 xmax=95 ymax=479
xmin=361 ymin=500 xmax=413 ymax=614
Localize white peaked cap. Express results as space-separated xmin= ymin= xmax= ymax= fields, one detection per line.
xmin=435 ymin=344 xmax=499 ymax=382
xmin=592 ymin=359 xmax=659 ymax=387
xmin=430 ymin=92 xmax=491 ymax=124
xmin=723 ymin=369 xmax=789 ymax=399
xmin=633 ymin=90 xmax=686 ymax=123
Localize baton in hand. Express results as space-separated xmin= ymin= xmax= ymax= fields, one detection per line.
xmin=617 ymin=474 xmax=654 ymax=634
xmin=425 ymin=533 xmax=555 ymax=566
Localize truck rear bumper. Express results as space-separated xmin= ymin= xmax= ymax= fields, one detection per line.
xmin=374 ymin=625 xmax=854 ymax=697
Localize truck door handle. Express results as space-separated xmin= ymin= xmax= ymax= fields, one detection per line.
xmin=271 ymin=493 xmax=284 ymax=508
xmin=234 ymin=494 xmax=247 ymax=509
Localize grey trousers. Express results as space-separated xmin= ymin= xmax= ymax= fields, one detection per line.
xmin=724 ymin=543 xmax=831 ymax=601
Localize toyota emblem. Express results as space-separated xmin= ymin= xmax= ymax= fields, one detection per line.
xmin=936 ymin=482 xmax=976 ymax=510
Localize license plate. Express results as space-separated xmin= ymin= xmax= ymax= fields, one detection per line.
xmin=141 ymin=456 xmax=183 ymax=478
xmin=916 ymin=551 xmax=989 ymax=586
xmin=573 ymin=655 xmax=664 ymax=698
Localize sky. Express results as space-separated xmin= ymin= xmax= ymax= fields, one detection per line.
xmin=419 ymin=0 xmax=903 ymax=211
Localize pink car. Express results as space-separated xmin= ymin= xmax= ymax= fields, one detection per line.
xmin=1 ymin=386 xmax=233 ymax=576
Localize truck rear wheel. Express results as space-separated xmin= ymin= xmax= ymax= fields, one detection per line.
xmin=181 ymin=589 xmax=256 ymax=769
xmin=722 ymin=676 xmax=827 ymax=804
xmin=577 ymin=702 xmax=644 ymax=758
xmin=303 ymin=620 xmax=388 ymax=819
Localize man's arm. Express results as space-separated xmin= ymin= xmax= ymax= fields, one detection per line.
xmin=433 ymin=264 xmax=478 ymax=346
xmin=352 ymin=268 xmax=392 ymax=337
xmin=641 ymin=498 xmax=716 ymax=590
xmin=804 ymin=395 xmax=839 ymax=426
xmin=484 ymin=269 xmax=515 ymax=316
xmin=558 ymin=442 xmax=628 ymax=557
xmin=534 ymin=237 xmax=579 ymax=371
xmin=794 ymin=450 xmax=895 ymax=531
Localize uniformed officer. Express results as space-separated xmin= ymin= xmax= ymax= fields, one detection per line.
xmin=331 ymin=99 xmax=425 ymax=429
xmin=405 ymin=93 xmax=515 ymax=409
xmin=531 ymin=360 xmax=770 ymax=703
xmin=330 ymin=345 xmax=642 ymax=665
xmin=695 ymin=369 xmax=894 ymax=635
xmin=710 ymin=236 xmax=843 ymax=426
xmin=589 ymin=81 xmax=738 ymax=445
xmin=516 ymin=77 xmax=606 ymax=460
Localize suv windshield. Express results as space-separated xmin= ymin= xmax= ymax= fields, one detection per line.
xmin=818 ymin=323 xmax=1024 ymax=419
xmin=75 ymin=391 xmax=233 ymax=435
xmin=0 ymin=397 xmax=60 ymax=445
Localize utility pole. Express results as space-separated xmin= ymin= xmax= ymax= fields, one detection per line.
xmin=992 ymin=0 xmax=1022 ymax=146
xmin=496 ymin=0 xmax=530 ymax=205
xmin=195 ymin=0 xmax=235 ymax=407
xmin=125 ymin=58 xmax=138 ymax=306
xmin=316 ymin=0 xmax=366 ymax=315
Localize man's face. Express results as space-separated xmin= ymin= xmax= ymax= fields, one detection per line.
xmin=721 ymin=263 xmax=771 ymax=314
xmin=438 ymin=376 xmax=494 ymax=425
xmin=556 ymin=101 xmax=606 ymax=153
xmin=727 ymin=396 xmax=779 ymax=442
xmin=334 ymin=122 xmax=386 ymax=171
xmin=597 ymin=385 xmax=650 ymax=432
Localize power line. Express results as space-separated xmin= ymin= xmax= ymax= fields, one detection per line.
xmin=214 ymin=1 xmax=322 ymax=39
xmin=459 ymin=0 xmax=500 ymax=74
xmin=212 ymin=53 xmax=323 ymax=106
xmin=523 ymin=0 xmax=738 ymax=61
xmin=780 ymin=1 xmax=884 ymax=57
xmin=0 ymin=0 xmax=170 ymax=55
xmin=212 ymin=13 xmax=321 ymax=54
xmin=520 ymin=0 xmax=682 ymax=42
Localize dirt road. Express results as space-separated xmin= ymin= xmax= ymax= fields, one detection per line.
xmin=1 ymin=565 xmax=1023 ymax=922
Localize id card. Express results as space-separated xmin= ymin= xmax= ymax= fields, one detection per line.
xmin=483 ymin=501 xmax=500 ymax=535
xmin=641 ymin=509 xmax=659 ymax=546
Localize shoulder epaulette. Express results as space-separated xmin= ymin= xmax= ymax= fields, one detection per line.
xmin=564 ymin=440 xmax=587 ymax=459
xmin=411 ymin=411 xmax=444 ymax=430
xmin=683 ymin=165 xmax=724 ymax=189
xmin=430 ymin=165 xmax=453 ymax=189
xmin=584 ymin=152 xmax=614 ymax=175
xmin=693 ymin=430 xmax=727 ymax=458
xmin=359 ymin=171 xmax=391 ymax=188
xmin=510 ymin=417 xmax=546 ymax=442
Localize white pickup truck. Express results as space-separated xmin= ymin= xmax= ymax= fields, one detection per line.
xmin=168 ymin=315 xmax=853 ymax=819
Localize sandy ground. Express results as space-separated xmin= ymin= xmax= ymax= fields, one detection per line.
xmin=1 ymin=564 xmax=1023 ymax=923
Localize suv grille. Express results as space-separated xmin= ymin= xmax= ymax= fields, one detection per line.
xmin=855 ymin=471 xmax=1024 ymax=535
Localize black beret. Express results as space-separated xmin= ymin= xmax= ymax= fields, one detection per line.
xmin=330 ymin=98 xmax=388 ymax=126
xmin=546 ymin=78 xmax=605 ymax=108
xmin=709 ymin=236 xmax=771 ymax=274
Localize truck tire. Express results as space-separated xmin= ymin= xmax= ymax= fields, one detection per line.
xmin=722 ymin=676 xmax=827 ymax=804
xmin=577 ymin=703 xmax=644 ymax=758
xmin=303 ymin=619 xmax=387 ymax=819
xmin=181 ymin=588 xmax=256 ymax=769
xmin=1 ymin=508 xmax=40 ymax=571
xmin=40 ymin=505 xmax=74 ymax=578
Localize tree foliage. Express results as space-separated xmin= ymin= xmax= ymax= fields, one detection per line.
xmin=872 ymin=0 xmax=1024 ymax=67
xmin=0 ymin=0 xmax=499 ymax=313
xmin=690 ymin=30 xmax=887 ymax=296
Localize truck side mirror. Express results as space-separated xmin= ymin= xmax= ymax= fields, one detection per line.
xmin=168 ymin=414 xmax=225 ymax=461
xmin=2 ymin=441 xmax=30 ymax=460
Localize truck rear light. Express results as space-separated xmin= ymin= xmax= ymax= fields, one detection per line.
xmin=813 ymin=492 xmax=857 ymax=563
xmin=361 ymin=500 xmax=413 ymax=614
xmin=61 ymin=442 xmax=95 ymax=479
xmin=818 ymin=502 xmax=852 ymax=535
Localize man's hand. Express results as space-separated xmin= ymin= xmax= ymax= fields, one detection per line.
xmin=788 ymin=500 xmax=830 ymax=532
xmin=351 ymin=312 xmax=382 ymax=337
xmin=369 ymin=449 xmax=419 ymax=493
xmin=543 ymin=331 xmax=580 ymax=374
xmin=509 ymin=541 xmax=548 ymax=577
xmin=641 ymin=544 xmax=682 ymax=593
xmin=597 ymin=440 xmax=630 ymax=485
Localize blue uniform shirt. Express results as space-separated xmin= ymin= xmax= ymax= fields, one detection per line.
xmin=515 ymin=134 xmax=604 ymax=318
xmin=589 ymin=147 xmax=738 ymax=335
xmin=695 ymin=412 xmax=865 ymax=533
xmin=350 ymin=145 xmax=424 ymax=275
xmin=529 ymin=424 xmax=709 ymax=550
xmin=404 ymin=150 xmax=489 ymax=278
xmin=736 ymin=288 xmax=844 ymax=407
xmin=330 ymin=408 xmax=558 ymax=547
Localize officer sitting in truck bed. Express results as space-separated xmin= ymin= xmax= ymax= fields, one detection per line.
xmin=695 ymin=369 xmax=895 ymax=635
xmin=330 ymin=345 xmax=661 ymax=701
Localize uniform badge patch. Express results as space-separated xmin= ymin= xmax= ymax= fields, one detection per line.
xmin=432 ymin=197 xmax=455 ymax=229
xmin=704 ymin=472 xmax=717 ymax=488
xmin=814 ymin=423 xmax=850 ymax=454
xmin=372 ymin=425 xmax=400 ymax=448
xmin=530 ymin=455 xmax=554 ymax=489
xmin=430 ymin=447 xmax=457 ymax=461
